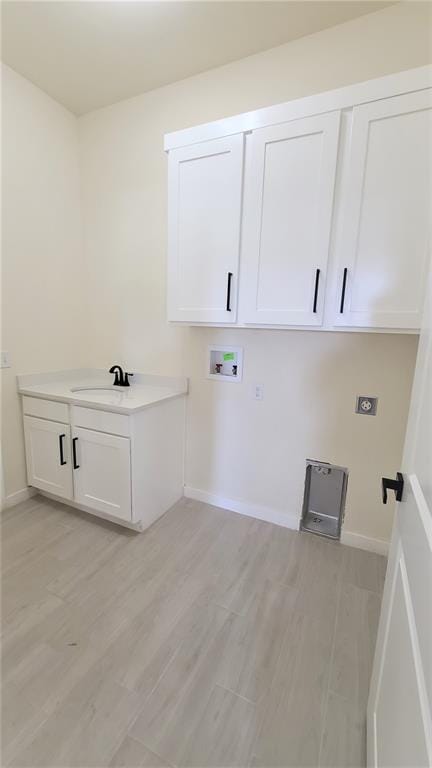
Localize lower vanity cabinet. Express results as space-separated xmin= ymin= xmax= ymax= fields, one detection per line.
xmin=21 ymin=395 xmax=185 ymax=530
xmin=71 ymin=427 xmax=131 ymax=522
xmin=23 ymin=414 xmax=131 ymax=520
xmin=24 ymin=415 xmax=73 ymax=501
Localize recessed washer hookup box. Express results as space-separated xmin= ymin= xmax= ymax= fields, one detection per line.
xmin=207 ymin=345 xmax=243 ymax=382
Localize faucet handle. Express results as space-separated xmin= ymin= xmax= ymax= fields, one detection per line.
xmin=124 ymin=372 xmax=134 ymax=387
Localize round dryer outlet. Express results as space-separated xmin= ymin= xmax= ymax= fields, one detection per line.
xmin=356 ymin=396 xmax=378 ymax=415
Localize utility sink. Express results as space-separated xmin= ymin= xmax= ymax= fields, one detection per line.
xmin=71 ymin=387 xmax=118 ymax=394
xmin=70 ymin=386 xmax=127 ymax=405
xmin=18 ymin=368 xmax=188 ymax=531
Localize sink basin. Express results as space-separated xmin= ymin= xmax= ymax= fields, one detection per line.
xmin=70 ymin=386 xmax=127 ymax=405
xmin=71 ymin=387 xmax=117 ymax=394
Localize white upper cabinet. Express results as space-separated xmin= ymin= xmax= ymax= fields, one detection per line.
xmin=165 ymin=67 xmax=432 ymax=332
xmin=334 ymin=90 xmax=432 ymax=329
xmin=167 ymin=135 xmax=244 ymax=323
xmin=242 ymin=112 xmax=340 ymax=326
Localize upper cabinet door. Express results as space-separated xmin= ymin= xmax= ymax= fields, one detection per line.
xmin=167 ymin=135 xmax=244 ymax=323
xmin=334 ymin=90 xmax=432 ymax=329
xmin=242 ymin=112 xmax=340 ymax=326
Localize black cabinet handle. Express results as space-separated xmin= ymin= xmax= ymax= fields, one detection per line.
xmin=59 ymin=434 xmax=66 ymax=466
xmin=340 ymin=267 xmax=348 ymax=313
xmin=313 ymin=269 xmax=320 ymax=313
xmin=382 ymin=473 xmax=404 ymax=504
xmin=226 ymin=272 xmax=233 ymax=312
xmin=72 ymin=437 xmax=80 ymax=470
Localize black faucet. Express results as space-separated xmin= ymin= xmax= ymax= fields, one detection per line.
xmin=109 ymin=365 xmax=134 ymax=387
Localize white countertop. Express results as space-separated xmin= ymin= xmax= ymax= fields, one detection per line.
xmin=17 ymin=368 xmax=188 ymax=414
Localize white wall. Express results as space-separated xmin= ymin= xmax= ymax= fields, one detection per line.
xmin=1 ymin=65 xmax=89 ymax=501
xmin=184 ymin=328 xmax=417 ymax=545
xmin=78 ymin=3 xmax=431 ymax=546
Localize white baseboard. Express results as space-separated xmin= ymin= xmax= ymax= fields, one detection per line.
xmin=3 ymin=486 xmax=37 ymax=510
xmin=184 ymin=485 xmax=389 ymax=556
xmin=3 ymin=484 xmax=388 ymax=555
xmin=184 ymin=486 xmax=300 ymax=530
xmin=340 ymin=530 xmax=389 ymax=556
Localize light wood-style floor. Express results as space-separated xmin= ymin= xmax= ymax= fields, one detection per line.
xmin=2 ymin=495 xmax=386 ymax=768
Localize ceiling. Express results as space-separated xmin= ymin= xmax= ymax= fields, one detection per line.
xmin=1 ymin=1 xmax=393 ymax=115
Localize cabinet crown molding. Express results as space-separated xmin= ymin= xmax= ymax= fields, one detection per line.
xmin=164 ymin=65 xmax=432 ymax=151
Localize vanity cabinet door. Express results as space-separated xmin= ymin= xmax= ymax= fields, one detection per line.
xmin=241 ymin=112 xmax=340 ymax=326
xmin=167 ymin=134 xmax=244 ymax=323
xmin=24 ymin=416 xmax=73 ymax=500
xmin=72 ymin=427 xmax=131 ymax=521
xmin=334 ymin=90 xmax=432 ymax=329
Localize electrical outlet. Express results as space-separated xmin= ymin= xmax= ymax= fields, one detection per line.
xmin=356 ymin=395 xmax=378 ymax=415
xmin=254 ymin=384 xmax=264 ymax=401
xmin=0 ymin=351 xmax=11 ymax=369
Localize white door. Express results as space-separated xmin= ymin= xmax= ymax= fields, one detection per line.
xmin=72 ymin=427 xmax=131 ymax=521
xmin=335 ymin=90 xmax=431 ymax=329
xmin=24 ymin=416 xmax=73 ymax=500
xmin=241 ymin=112 xmax=340 ymax=326
xmin=367 ymin=265 xmax=432 ymax=766
xmin=167 ymin=134 xmax=244 ymax=323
